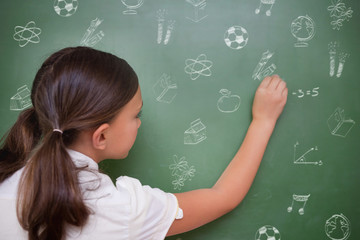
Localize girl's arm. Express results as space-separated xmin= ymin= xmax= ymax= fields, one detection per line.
xmin=167 ymin=75 xmax=288 ymax=236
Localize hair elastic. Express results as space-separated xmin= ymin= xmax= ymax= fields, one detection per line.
xmin=53 ymin=129 xmax=63 ymax=134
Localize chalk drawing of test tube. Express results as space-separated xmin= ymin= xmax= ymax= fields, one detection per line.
xmin=337 ymin=52 xmax=349 ymax=78
xmin=156 ymin=9 xmax=176 ymax=45
xmin=255 ymin=0 xmax=276 ymax=16
xmin=287 ymin=194 xmax=311 ymax=215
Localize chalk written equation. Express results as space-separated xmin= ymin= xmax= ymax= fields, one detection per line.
xmin=292 ymin=87 xmax=319 ymax=98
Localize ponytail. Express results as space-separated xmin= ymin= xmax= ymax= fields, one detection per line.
xmin=1 ymin=46 xmax=139 ymax=240
xmin=17 ymin=131 xmax=90 ymax=240
xmin=0 ymin=108 xmax=41 ymax=183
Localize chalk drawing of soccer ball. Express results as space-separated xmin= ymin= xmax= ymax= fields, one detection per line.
xmin=255 ymin=225 xmax=281 ymax=240
xmin=224 ymin=26 xmax=249 ymax=50
xmin=54 ymin=0 xmax=79 ymax=17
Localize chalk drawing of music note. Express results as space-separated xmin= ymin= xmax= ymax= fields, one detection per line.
xmin=294 ymin=142 xmax=322 ymax=166
xmin=287 ymin=194 xmax=310 ymax=215
xmin=255 ymin=0 xmax=276 ymax=16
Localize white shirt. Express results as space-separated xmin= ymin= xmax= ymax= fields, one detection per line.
xmin=0 ymin=150 xmax=179 ymax=240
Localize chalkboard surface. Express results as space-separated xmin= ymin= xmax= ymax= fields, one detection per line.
xmin=1 ymin=0 xmax=359 ymax=239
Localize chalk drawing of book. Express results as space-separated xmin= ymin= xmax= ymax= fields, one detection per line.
xmin=153 ymin=73 xmax=177 ymax=104
xmin=184 ymin=118 xmax=207 ymax=145
xmin=287 ymin=194 xmax=310 ymax=215
xmin=327 ymin=107 xmax=355 ymax=138
xmin=10 ymin=85 xmax=32 ymax=111
xmin=185 ymin=0 xmax=208 ymax=23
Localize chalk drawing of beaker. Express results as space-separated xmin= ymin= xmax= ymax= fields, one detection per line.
xmin=121 ymin=0 xmax=144 ymax=15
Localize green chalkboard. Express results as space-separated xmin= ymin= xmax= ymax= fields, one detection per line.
xmin=1 ymin=0 xmax=359 ymax=239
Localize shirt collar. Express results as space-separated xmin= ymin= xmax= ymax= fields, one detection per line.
xmin=67 ymin=149 xmax=99 ymax=171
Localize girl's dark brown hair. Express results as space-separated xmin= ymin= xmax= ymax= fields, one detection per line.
xmin=0 ymin=47 xmax=139 ymax=240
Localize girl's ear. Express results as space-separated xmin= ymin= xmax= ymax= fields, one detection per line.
xmin=92 ymin=123 xmax=110 ymax=150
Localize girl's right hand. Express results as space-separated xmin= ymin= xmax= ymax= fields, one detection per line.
xmin=252 ymin=75 xmax=288 ymax=126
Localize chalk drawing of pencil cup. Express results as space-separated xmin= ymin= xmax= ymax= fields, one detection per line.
xmin=10 ymin=85 xmax=32 ymax=111
xmin=184 ymin=118 xmax=207 ymax=145
xmin=217 ymin=89 xmax=241 ymax=113
xmin=327 ymin=107 xmax=355 ymax=138
xmin=185 ymin=0 xmax=208 ymax=23
xmin=153 ymin=74 xmax=178 ymax=104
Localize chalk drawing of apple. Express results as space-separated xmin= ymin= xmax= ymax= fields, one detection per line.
xmin=217 ymin=89 xmax=241 ymax=113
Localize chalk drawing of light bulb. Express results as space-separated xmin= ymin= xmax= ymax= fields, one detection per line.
xmin=217 ymin=89 xmax=241 ymax=113
xmin=291 ymin=15 xmax=316 ymax=48
xmin=121 ymin=0 xmax=144 ymax=15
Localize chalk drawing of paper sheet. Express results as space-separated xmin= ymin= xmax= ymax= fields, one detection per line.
xmin=10 ymin=85 xmax=32 ymax=111
xmin=184 ymin=118 xmax=206 ymax=145
xmin=153 ymin=73 xmax=177 ymax=103
xmin=185 ymin=0 xmax=208 ymax=23
xmin=327 ymin=107 xmax=355 ymax=138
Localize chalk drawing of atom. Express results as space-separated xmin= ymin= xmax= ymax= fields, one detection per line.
xmin=13 ymin=21 xmax=41 ymax=47
xmin=184 ymin=54 xmax=213 ymax=80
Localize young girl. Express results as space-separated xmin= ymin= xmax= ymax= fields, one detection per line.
xmin=0 ymin=47 xmax=287 ymax=240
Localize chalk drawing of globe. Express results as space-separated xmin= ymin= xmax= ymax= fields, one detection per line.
xmin=325 ymin=214 xmax=351 ymax=240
